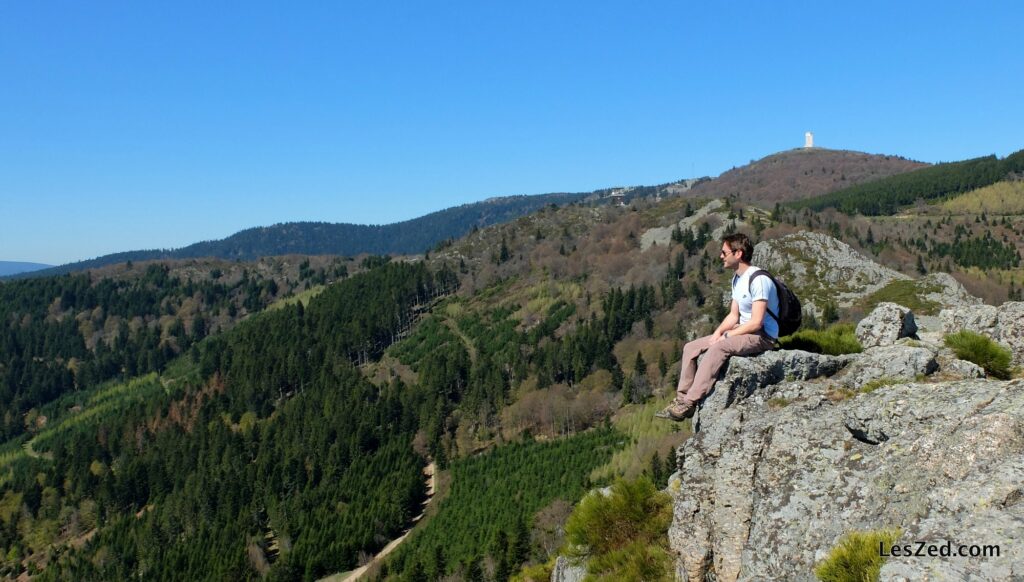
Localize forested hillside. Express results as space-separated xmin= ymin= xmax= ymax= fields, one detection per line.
xmin=1 ymin=262 xmax=456 ymax=580
xmin=685 ymin=148 xmax=925 ymax=205
xmin=0 ymin=200 xmax=705 ymax=580
xmin=788 ymin=149 xmax=1024 ymax=215
xmin=0 ymin=263 xmax=289 ymax=442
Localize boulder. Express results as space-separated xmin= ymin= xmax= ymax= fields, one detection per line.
xmin=941 ymin=301 xmax=1024 ymax=366
xmin=837 ymin=345 xmax=938 ymax=388
xmin=855 ymin=302 xmax=918 ymax=348
xmin=669 ymin=378 xmax=1024 ymax=581
xmin=935 ymin=352 xmax=986 ymax=380
xmin=692 ymin=349 xmax=849 ymax=432
xmin=940 ymin=304 xmax=998 ymax=334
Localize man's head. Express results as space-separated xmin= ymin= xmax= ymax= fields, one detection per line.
xmin=721 ymin=233 xmax=753 ymax=267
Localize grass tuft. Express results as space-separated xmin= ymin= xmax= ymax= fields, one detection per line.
xmin=815 ymin=528 xmax=901 ymax=582
xmin=780 ymin=323 xmax=862 ymax=356
xmin=859 ymin=377 xmax=900 ymax=394
xmin=944 ymin=330 xmax=1013 ymax=380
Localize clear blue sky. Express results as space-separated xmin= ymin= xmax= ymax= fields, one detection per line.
xmin=2 ymin=1 xmax=1022 ymax=265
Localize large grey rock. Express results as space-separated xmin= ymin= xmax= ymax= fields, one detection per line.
xmin=753 ymin=232 xmax=909 ymax=308
xmin=941 ymin=301 xmax=1024 ymax=366
xmin=692 ymin=349 xmax=849 ymax=432
xmin=935 ymin=352 xmax=986 ymax=380
xmin=837 ymin=345 xmax=938 ymax=388
xmin=941 ymin=303 xmax=999 ymax=333
xmin=856 ymin=302 xmax=918 ymax=348
xmin=549 ymin=556 xmax=586 ymax=582
xmin=669 ymin=378 xmax=1024 ymax=581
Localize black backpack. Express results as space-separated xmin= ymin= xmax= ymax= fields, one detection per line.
xmin=749 ymin=270 xmax=802 ymax=337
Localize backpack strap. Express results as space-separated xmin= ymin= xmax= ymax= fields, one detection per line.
xmin=748 ymin=270 xmax=781 ymax=325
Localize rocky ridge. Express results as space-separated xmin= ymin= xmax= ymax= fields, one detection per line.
xmin=666 ymin=301 xmax=1023 ymax=581
xmin=753 ymin=232 xmax=909 ymax=310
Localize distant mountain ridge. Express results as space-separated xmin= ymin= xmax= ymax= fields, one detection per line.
xmin=11 ymin=147 xmax=929 ymax=280
xmin=14 ymin=192 xmax=596 ymax=278
xmin=685 ymin=148 xmax=927 ymax=205
xmin=0 ymin=261 xmax=53 ymax=276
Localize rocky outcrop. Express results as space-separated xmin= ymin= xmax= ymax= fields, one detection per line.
xmin=941 ymin=301 xmax=1024 ymax=366
xmin=641 ymin=199 xmax=725 ymax=251
xmin=692 ymin=349 xmax=849 ymax=432
xmin=658 ymin=243 xmax=1020 ymax=580
xmin=668 ymin=330 xmax=1023 ymax=581
xmin=753 ymin=232 xmax=910 ymax=311
xmin=918 ymin=272 xmax=982 ymax=309
xmin=550 ymin=556 xmax=586 ymax=582
xmin=855 ymin=302 xmax=918 ymax=348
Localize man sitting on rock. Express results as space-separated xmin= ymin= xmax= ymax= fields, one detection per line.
xmin=659 ymin=233 xmax=779 ymax=421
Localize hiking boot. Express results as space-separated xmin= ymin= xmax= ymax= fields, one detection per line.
xmin=655 ymin=400 xmax=695 ymax=421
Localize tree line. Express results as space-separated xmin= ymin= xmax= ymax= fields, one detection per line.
xmin=788 ymin=149 xmax=1024 ymax=215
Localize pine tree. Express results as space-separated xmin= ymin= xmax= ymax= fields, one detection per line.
xmin=634 ymin=351 xmax=647 ymax=377
xmin=650 ymin=452 xmax=664 ymax=488
xmin=499 ymin=237 xmax=511 ymax=263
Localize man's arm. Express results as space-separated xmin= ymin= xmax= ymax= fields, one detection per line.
xmin=726 ymin=300 xmax=767 ymax=337
xmin=712 ymin=300 xmax=741 ymax=341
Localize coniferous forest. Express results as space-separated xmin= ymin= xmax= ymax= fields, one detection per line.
xmin=0 ymin=264 xmax=286 ymax=442
xmin=1 ymin=262 xmax=462 ymax=580
xmin=0 ymin=255 xmax=650 ymax=581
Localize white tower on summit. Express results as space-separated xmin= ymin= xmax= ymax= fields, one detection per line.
xmin=804 ymin=132 xmax=814 ymax=148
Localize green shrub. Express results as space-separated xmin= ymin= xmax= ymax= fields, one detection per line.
xmin=587 ymin=540 xmax=673 ymax=582
xmin=780 ymin=323 xmax=862 ymax=356
xmin=815 ymin=529 xmax=901 ymax=582
xmin=944 ymin=330 xmax=1013 ymax=379
xmin=565 ymin=477 xmax=673 ymax=581
xmin=511 ymin=558 xmax=555 ymax=582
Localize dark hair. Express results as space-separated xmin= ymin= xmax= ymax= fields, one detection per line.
xmin=722 ymin=233 xmax=754 ymax=262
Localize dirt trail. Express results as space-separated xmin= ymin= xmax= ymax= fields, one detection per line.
xmin=23 ymin=438 xmax=52 ymax=461
xmin=318 ymin=462 xmax=437 ymax=582
xmin=442 ymin=318 xmax=477 ymax=365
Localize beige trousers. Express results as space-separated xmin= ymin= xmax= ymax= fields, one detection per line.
xmin=676 ymin=333 xmax=775 ymax=405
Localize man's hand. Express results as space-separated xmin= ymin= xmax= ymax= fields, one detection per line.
xmin=710 ymin=332 xmax=725 ymax=344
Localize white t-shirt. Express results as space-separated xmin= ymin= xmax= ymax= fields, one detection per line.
xmin=731 ymin=266 xmax=780 ymax=339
